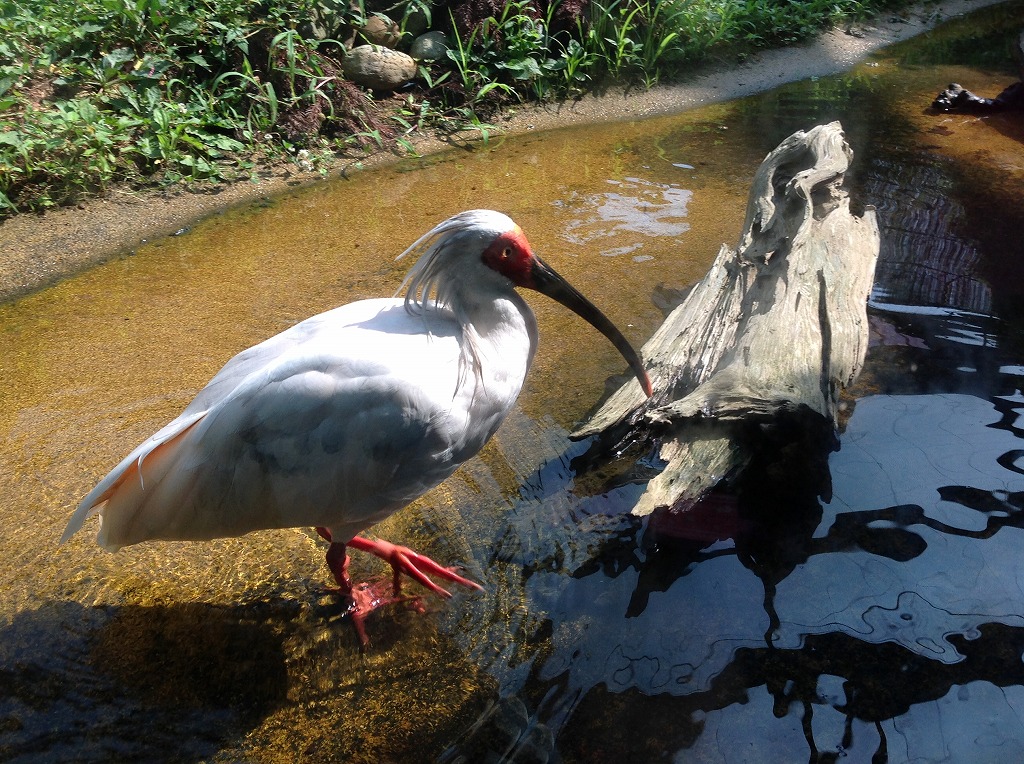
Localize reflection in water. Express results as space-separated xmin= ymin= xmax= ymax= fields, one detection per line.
xmin=868 ymin=157 xmax=993 ymax=314
xmin=471 ymin=391 xmax=1024 ymax=761
xmin=557 ymin=177 xmax=692 ymax=259
xmin=449 ymin=6 xmax=1024 ymax=761
xmin=4 ymin=2 xmax=1024 ymax=762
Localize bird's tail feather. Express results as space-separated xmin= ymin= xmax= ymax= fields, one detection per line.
xmin=60 ymin=414 xmax=206 ymax=550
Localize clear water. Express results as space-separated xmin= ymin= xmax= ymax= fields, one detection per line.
xmin=3 ymin=3 xmax=1024 ymax=761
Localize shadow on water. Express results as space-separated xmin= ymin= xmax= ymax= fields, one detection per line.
xmin=2 ymin=592 xmax=502 ymax=762
xmin=0 ymin=599 xmax=293 ymax=761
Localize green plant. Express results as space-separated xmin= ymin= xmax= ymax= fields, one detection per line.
xmin=0 ymin=0 xmax=370 ymax=211
xmin=0 ymin=0 xmax=921 ymax=214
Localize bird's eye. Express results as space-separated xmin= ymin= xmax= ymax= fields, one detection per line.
xmin=502 ymin=247 xmax=512 ymax=260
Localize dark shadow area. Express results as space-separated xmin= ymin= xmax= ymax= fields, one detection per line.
xmin=0 ymin=599 xmax=295 ymax=762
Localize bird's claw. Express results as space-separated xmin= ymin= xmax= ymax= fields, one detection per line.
xmin=348 ymin=535 xmax=484 ymax=598
xmin=315 ymin=528 xmax=482 ymax=647
xmin=316 ymin=579 xmax=423 ymax=647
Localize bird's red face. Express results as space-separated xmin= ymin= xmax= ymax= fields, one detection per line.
xmin=480 ymin=222 xmax=654 ymax=397
xmin=480 ymin=225 xmax=537 ymax=287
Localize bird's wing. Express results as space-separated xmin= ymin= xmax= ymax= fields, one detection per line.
xmin=62 ymin=300 xmax=477 ymax=549
xmin=179 ymin=300 xmax=392 ymax=417
xmin=197 ymin=359 xmax=468 ymax=536
xmin=60 ymin=302 xmax=390 ymax=546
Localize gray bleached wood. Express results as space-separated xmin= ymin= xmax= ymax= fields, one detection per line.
xmin=572 ymin=122 xmax=880 ymax=517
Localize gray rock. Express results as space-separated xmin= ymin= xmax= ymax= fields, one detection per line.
xmin=364 ymin=0 xmax=432 ymax=37
xmin=409 ymin=31 xmax=448 ymax=62
xmin=342 ymin=45 xmax=417 ymax=91
xmin=401 ymin=5 xmax=430 ymax=37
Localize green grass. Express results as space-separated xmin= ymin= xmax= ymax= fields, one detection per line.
xmin=0 ymin=0 xmax=912 ymax=215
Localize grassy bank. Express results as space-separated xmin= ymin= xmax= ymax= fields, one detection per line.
xmin=0 ymin=0 xmax=913 ymax=215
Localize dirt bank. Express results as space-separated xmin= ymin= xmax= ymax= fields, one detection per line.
xmin=0 ymin=0 xmax=1007 ymax=305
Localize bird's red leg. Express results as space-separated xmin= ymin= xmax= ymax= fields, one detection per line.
xmin=315 ymin=528 xmax=482 ymax=646
xmin=315 ymin=527 xmax=374 ymax=646
xmin=322 ymin=534 xmax=354 ymax=590
xmin=347 ymin=535 xmax=483 ymax=598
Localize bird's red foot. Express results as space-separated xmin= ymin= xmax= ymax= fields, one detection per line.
xmin=348 ymin=535 xmax=484 ymax=598
xmin=315 ymin=527 xmax=482 ymax=646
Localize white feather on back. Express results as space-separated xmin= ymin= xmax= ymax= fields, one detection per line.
xmin=63 ymin=252 xmax=536 ymax=550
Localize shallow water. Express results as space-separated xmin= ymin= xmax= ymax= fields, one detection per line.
xmin=3 ymin=2 xmax=1024 ymax=761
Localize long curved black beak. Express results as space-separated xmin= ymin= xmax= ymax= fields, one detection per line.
xmin=529 ymin=254 xmax=653 ymax=397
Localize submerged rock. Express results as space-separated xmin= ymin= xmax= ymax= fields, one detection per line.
xmin=933 ymin=29 xmax=1024 ymax=113
xmin=342 ymin=45 xmax=417 ymax=91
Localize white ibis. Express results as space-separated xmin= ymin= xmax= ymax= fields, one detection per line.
xmin=61 ymin=209 xmax=652 ymax=643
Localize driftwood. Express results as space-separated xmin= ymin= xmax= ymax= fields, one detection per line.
xmin=572 ymin=121 xmax=880 ymax=517
xmin=933 ymin=30 xmax=1024 ymax=113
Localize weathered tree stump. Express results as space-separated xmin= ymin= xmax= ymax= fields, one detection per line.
xmin=572 ymin=121 xmax=880 ymax=517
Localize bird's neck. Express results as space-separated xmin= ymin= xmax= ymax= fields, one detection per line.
xmin=454 ymin=289 xmax=538 ymax=398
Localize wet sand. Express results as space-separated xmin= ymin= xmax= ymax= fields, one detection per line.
xmin=0 ymin=0 xmax=1007 ymax=304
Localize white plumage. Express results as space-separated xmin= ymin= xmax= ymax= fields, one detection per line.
xmin=61 ymin=209 xmax=650 ymax=640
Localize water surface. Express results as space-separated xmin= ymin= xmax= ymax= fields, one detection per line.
xmin=3 ymin=2 xmax=1024 ymax=761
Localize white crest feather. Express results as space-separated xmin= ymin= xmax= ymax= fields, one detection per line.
xmin=394 ymin=210 xmax=518 ymax=398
